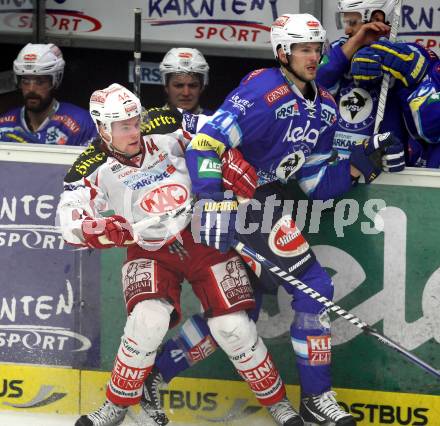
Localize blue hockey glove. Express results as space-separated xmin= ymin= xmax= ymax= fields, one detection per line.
xmin=382 ymin=139 xmax=405 ymax=173
xmin=352 ymin=38 xmax=429 ymax=87
xmin=350 ymin=132 xmax=398 ymax=183
xmin=192 ymin=191 xmax=238 ymax=253
xmin=0 ymin=127 xmax=40 ymax=144
xmin=351 ymin=48 xmax=383 ymax=86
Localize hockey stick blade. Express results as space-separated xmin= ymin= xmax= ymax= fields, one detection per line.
xmin=233 ymin=240 xmax=440 ymax=380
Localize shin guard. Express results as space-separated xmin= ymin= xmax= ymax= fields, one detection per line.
xmin=107 ymin=299 xmax=172 ymax=405
xmin=208 ymin=312 xmax=285 ymax=406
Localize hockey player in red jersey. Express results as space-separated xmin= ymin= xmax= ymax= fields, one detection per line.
xmin=57 ymin=83 xmax=301 ymax=426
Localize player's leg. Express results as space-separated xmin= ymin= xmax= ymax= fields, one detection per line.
xmin=153 ymin=274 xmax=263 ymax=383
xmin=286 ymin=261 xmax=355 ymax=426
xmin=75 ymin=298 xmax=173 ymax=426
xmin=76 ymin=248 xmax=180 ymax=426
xmin=142 ymin=267 xmax=264 ymax=424
xmin=188 ymin=235 xmax=303 ymax=426
xmin=237 ymin=183 xmax=355 ymax=424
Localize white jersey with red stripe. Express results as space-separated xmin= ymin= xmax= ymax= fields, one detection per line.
xmin=58 ymin=127 xmax=194 ymax=250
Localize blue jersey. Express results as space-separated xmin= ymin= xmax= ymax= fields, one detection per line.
xmin=0 ymin=101 xmax=97 ymax=146
xmin=186 ymin=67 xmax=351 ymax=200
xmin=398 ymin=59 xmax=440 ymax=167
xmin=317 ymin=38 xmax=406 ymax=159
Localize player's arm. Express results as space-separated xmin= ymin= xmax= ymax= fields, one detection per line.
xmin=351 ymin=40 xmax=435 ymax=89
xmin=57 ymin=143 xmax=134 ymax=248
xmin=57 ymin=175 xmax=107 ymax=245
xmin=408 ymin=86 xmax=440 ymax=144
xmin=185 ymin=109 xmax=240 ymax=195
xmin=317 ymin=40 xmax=350 ymax=92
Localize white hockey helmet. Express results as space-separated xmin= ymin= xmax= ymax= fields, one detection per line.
xmin=338 ymin=0 xmax=395 ymax=23
xmin=13 ymin=43 xmax=65 ymax=88
xmin=270 ymin=14 xmax=326 ymax=58
xmin=160 ymin=47 xmax=209 ymax=86
xmin=89 ymin=83 xmax=142 ymax=138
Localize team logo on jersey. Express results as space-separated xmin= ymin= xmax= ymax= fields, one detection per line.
xmin=268 ymin=215 xmax=309 ymax=258
xmin=275 ymin=99 xmax=299 ymax=119
xmin=276 ymin=151 xmax=305 ymax=180
xmin=338 ymin=87 xmax=375 ymax=131
xmin=302 ymin=99 xmax=317 ymax=118
xmin=140 ymin=183 xmax=189 ymax=215
xmin=228 ymin=94 xmax=255 ymax=115
xmin=46 ymin=126 xmax=68 ymax=145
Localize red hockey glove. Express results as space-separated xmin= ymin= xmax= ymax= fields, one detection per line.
xmin=81 ymin=215 xmax=134 ymax=248
xmin=221 ymin=148 xmax=257 ymax=199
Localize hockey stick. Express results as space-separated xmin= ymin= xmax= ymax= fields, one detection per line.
xmin=373 ymin=0 xmax=402 ymax=133
xmin=133 ymin=8 xmax=142 ymax=99
xmin=233 ymin=240 xmax=440 ymax=380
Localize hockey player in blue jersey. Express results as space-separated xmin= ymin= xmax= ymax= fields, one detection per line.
xmin=403 ymin=60 xmax=440 ymax=167
xmin=349 ymin=29 xmax=440 ymax=167
xmin=317 ymin=0 xmax=429 ymax=172
xmin=139 ymin=13 xmax=406 ymax=426
xmin=0 ymin=43 xmax=96 ymax=146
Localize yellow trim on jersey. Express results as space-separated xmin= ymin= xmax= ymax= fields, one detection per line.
xmin=190 ymin=133 xmax=226 ymax=157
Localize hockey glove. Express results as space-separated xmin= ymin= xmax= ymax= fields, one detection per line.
xmin=81 ymin=215 xmax=134 ymax=248
xmin=351 ymin=48 xmax=383 ymax=86
xmin=221 ymin=149 xmax=257 ymax=199
xmin=0 ymin=127 xmax=41 ymax=144
xmin=382 ymin=139 xmax=405 ymax=173
xmin=193 ymin=192 xmax=238 ymax=253
xmin=353 ymin=39 xmax=428 ymax=88
xmin=350 ymin=132 xmax=398 ymax=183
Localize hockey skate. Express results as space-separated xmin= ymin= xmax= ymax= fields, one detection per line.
xmin=267 ymin=396 xmax=304 ymax=425
xmin=300 ymin=391 xmax=355 ymax=425
xmin=140 ymin=366 xmax=170 ymax=425
xmin=75 ymin=399 xmax=127 ymax=426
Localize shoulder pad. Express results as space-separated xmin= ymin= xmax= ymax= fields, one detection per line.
xmin=64 ymin=138 xmax=107 ymax=183
xmin=141 ymin=107 xmax=183 ymax=135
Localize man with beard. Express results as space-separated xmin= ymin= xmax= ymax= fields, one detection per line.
xmin=0 ymin=43 xmax=96 ymax=146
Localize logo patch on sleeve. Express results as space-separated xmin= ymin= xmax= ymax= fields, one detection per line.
xmin=197 ymin=157 xmax=222 ymax=178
